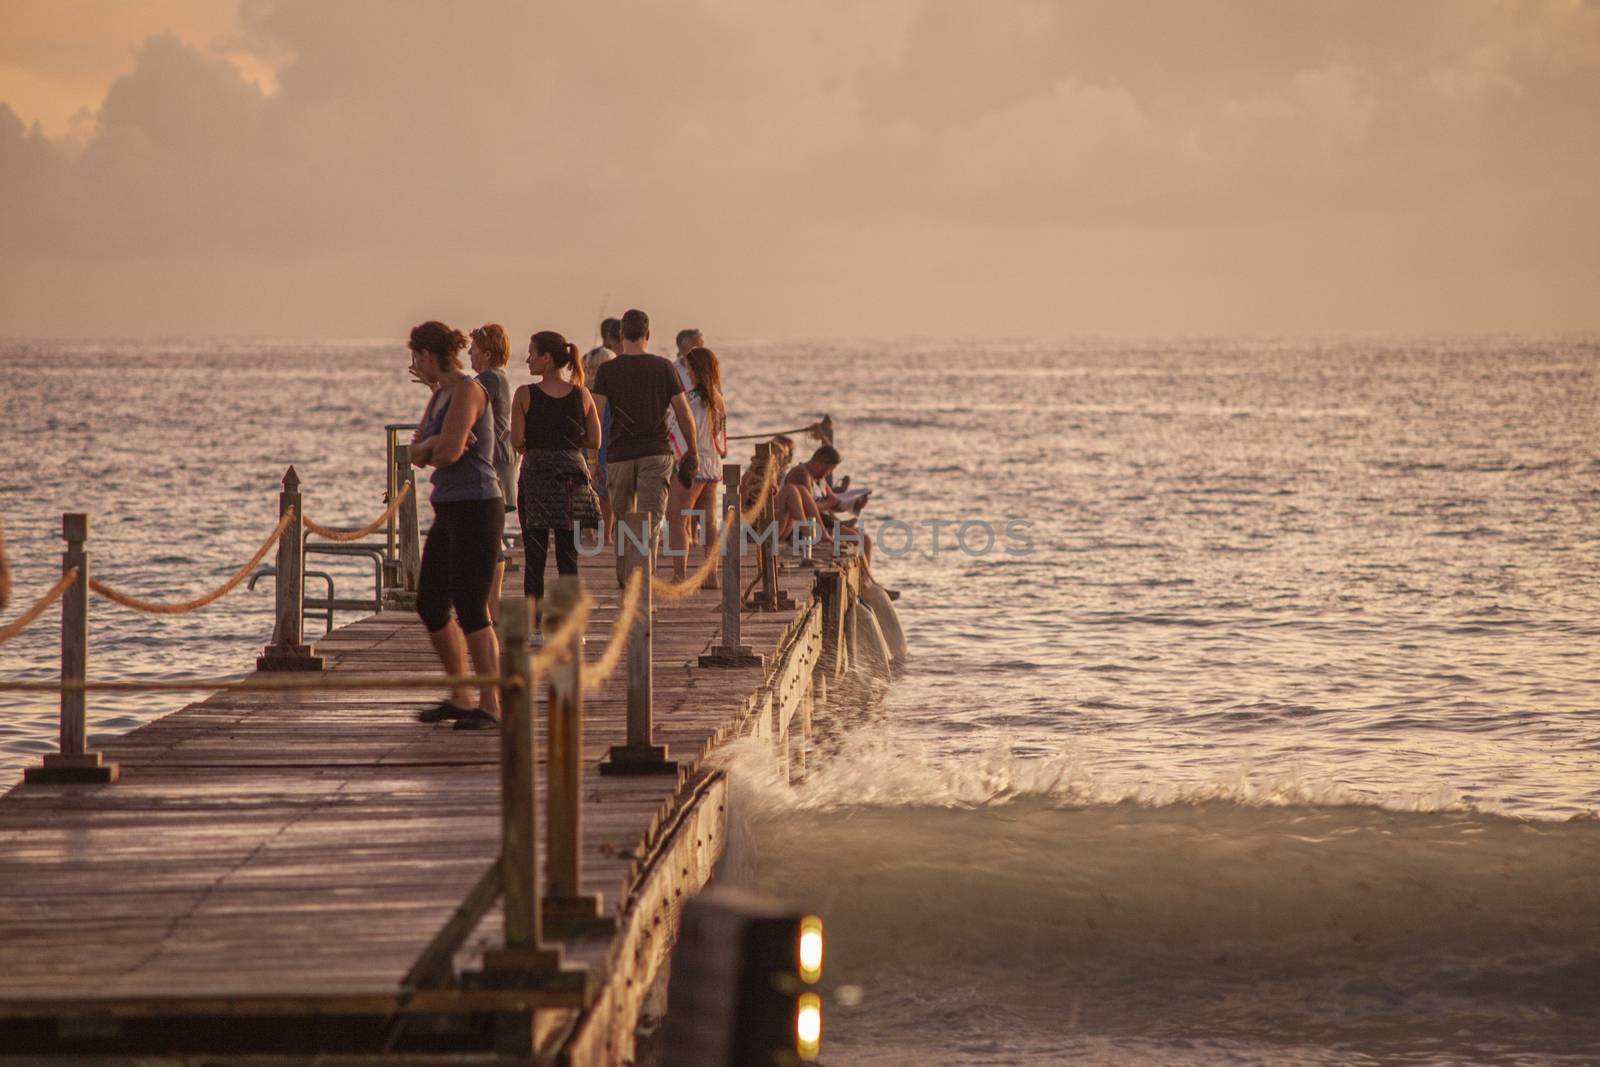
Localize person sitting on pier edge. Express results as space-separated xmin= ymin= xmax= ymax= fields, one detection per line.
xmin=582 ymin=317 xmax=622 ymax=543
xmin=666 ymin=346 xmax=727 ymax=588
xmin=406 ymin=321 xmax=505 ymax=730
xmin=784 ymin=445 xmax=873 ymax=560
xmin=590 ymin=308 xmax=699 ymax=586
xmin=510 ymin=330 xmax=602 ymax=627
xmin=468 ymin=323 xmax=518 ymax=622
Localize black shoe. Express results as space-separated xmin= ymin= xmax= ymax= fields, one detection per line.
xmin=452 ymin=708 xmax=500 ymax=731
xmin=417 ymin=701 xmax=472 ymax=724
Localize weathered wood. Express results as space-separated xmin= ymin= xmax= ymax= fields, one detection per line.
xmin=699 ymin=463 xmax=764 ymax=669
xmin=816 ymin=566 xmax=847 ymax=680
xmin=257 ymin=467 xmax=324 ymax=672
xmin=492 ymin=597 xmax=549 ymax=963
xmin=755 ymin=443 xmax=779 ymax=611
xmin=543 ymin=577 xmax=609 ymax=938
xmin=0 ymin=542 xmax=832 ymax=1060
xmin=59 ymin=512 xmax=87 ymax=757
xmin=395 ymin=448 xmax=422 ymax=594
xmin=601 ymin=514 xmax=676 ymax=776
xmin=25 ymin=514 xmax=118 ymax=784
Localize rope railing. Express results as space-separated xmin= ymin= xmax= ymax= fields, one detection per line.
xmin=653 ymin=506 xmax=736 ymax=600
xmin=726 ymin=420 xmax=826 ymax=443
xmin=582 ymin=568 xmax=644 ymax=695
xmin=304 ymin=483 xmax=413 ymax=542
xmin=89 ymin=510 xmax=295 ymax=615
xmin=0 ymin=568 xmax=80 ymax=647
xmin=532 ymin=592 xmax=595 ymax=670
xmin=739 ymin=459 xmax=777 ymax=526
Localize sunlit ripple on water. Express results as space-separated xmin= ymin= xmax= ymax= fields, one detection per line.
xmin=2 ymin=336 xmax=1599 ymax=1062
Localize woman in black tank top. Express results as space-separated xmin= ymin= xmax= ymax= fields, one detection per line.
xmin=510 ymin=331 xmax=603 ymax=623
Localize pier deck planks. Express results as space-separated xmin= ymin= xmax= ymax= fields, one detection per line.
xmin=0 ymin=549 xmax=814 ymax=1009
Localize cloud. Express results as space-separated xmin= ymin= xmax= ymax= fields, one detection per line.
xmin=0 ymin=0 xmax=1597 ymax=337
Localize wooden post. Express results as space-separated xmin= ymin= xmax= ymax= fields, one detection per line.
xmin=257 ymin=467 xmax=324 ymax=671
xmin=816 ymin=566 xmax=848 ymax=681
xmin=388 ymin=447 xmax=422 ymax=608
xmin=601 ymin=512 xmax=677 ymax=775
xmin=699 ymin=463 xmax=763 ymax=669
xmin=24 ymin=513 xmax=117 ymax=784
xmin=383 ymin=430 xmax=402 ymax=587
xmin=754 ymin=443 xmax=780 ymax=611
xmin=541 ymin=576 xmax=613 ymax=938
xmin=471 ymin=597 xmax=584 ymax=997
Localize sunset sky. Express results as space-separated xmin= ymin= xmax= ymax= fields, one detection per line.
xmin=1 ymin=0 xmax=1597 ymax=339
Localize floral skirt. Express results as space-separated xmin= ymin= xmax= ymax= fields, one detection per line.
xmin=517 ymin=449 xmax=601 ymax=531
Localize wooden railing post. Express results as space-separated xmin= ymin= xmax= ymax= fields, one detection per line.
xmin=25 ymin=513 xmax=117 ymax=784
xmin=387 ymin=446 xmax=422 ymax=609
xmin=700 ymin=463 xmax=763 ymax=669
xmin=601 ymin=512 xmax=677 ymax=776
xmin=470 ymin=596 xmax=584 ymax=998
xmin=541 ymin=576 xmax=613 ymax=937
xmin=754 ymin=443 xmax=780 ymax=611
xmin=383 ymin=428 xmax=403 ymax=586
xmin=258 ymin=466 xmax=324 ymax=671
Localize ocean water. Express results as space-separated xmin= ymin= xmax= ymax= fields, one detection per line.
xmin=3 ymin=337 xmax=1599 ymax=1063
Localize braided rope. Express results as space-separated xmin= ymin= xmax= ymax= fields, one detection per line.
xmin=0 ymin=568 xmax=79 ymax=647
xmin=304 ymin=483 xmax=412 ymax=542
xmin=653 ymin=507 xmax=735 ymax=600
xmin=89 ymin=510 xmax=294 ymax=615
xmin=739 ymin=459 xmax=777 ymax=525
xmin=531 ymin=592 xmax=595 ymax=669
xmin=582 ymin=568 xmax=644 ymax=695
xmin=726 ymin=421 xmax=823 ymax=443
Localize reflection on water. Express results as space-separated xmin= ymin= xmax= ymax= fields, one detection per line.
xmin=3 ymin=335 xmax=1598 ymax=1060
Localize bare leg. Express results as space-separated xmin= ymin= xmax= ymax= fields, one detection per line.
xmin=667 ymin=477 xmax=695 ymax=581
xmin=487 ymin=560 xmax=504 ymax=624
xmin=464 ymin=624 xmax=501 ymax=718
xmin=696 ymin=481 xmax=720 ymax=588
xmin=425 ymin=620 xmax=476 ymax=709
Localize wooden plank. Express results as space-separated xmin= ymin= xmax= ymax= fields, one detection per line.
xmin=0 ymin=534 xmax=851 ymax=1055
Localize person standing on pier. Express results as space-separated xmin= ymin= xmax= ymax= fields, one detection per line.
xmin=666 ymin=346 xmax=727 ymax=587
xmin=590 ymin=308 xmax=699 ymax=586
xmin=406 ymin=321 xmax=505 ymax=731
xmin=510 ymin=331 xmax=602 ymax=626
xmin=582 ymin=317 xmax=622 ymax=543
xmin=468 ymin=324 xmax=518 ymax=622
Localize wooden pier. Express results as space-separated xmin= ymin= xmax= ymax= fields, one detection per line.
xmin=0 ymin=454 xmax=877 ymax=1064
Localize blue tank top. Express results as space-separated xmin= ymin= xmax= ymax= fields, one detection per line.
xmin=419 ymin=379 xmax=502 ymax=504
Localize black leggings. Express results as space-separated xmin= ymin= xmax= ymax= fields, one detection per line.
xmin=417 ymin=498 xmax=505 ymax=635
xmin=522 ymin=527 xmax=578 ymax=600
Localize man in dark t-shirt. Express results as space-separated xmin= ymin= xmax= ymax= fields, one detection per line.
xmin=591 ymin=308 xmax=699 ymax=584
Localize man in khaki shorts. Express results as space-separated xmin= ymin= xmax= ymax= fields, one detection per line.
xmin=590 ymin=308 xmax=699 ymax=585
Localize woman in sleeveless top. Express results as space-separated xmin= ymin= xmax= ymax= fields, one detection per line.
xmin=510 ymin=331 xmax=602 ymax=624
xmin=666 ymin=346 xmax=728 ymax=586
xmin=407 ymin=320 xmax=505 ymax=731
xmin=468 ymin=324 xmax=519 ymax=622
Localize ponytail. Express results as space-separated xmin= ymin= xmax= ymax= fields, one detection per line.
xmin=566 ymin=342 xmax=584 ymax=386
xmin=531 ymin=330 xmax=584 ymax=384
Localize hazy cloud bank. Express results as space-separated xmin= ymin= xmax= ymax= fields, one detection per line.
xmin=2 ymin=0 xmax=1597 ymax=338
